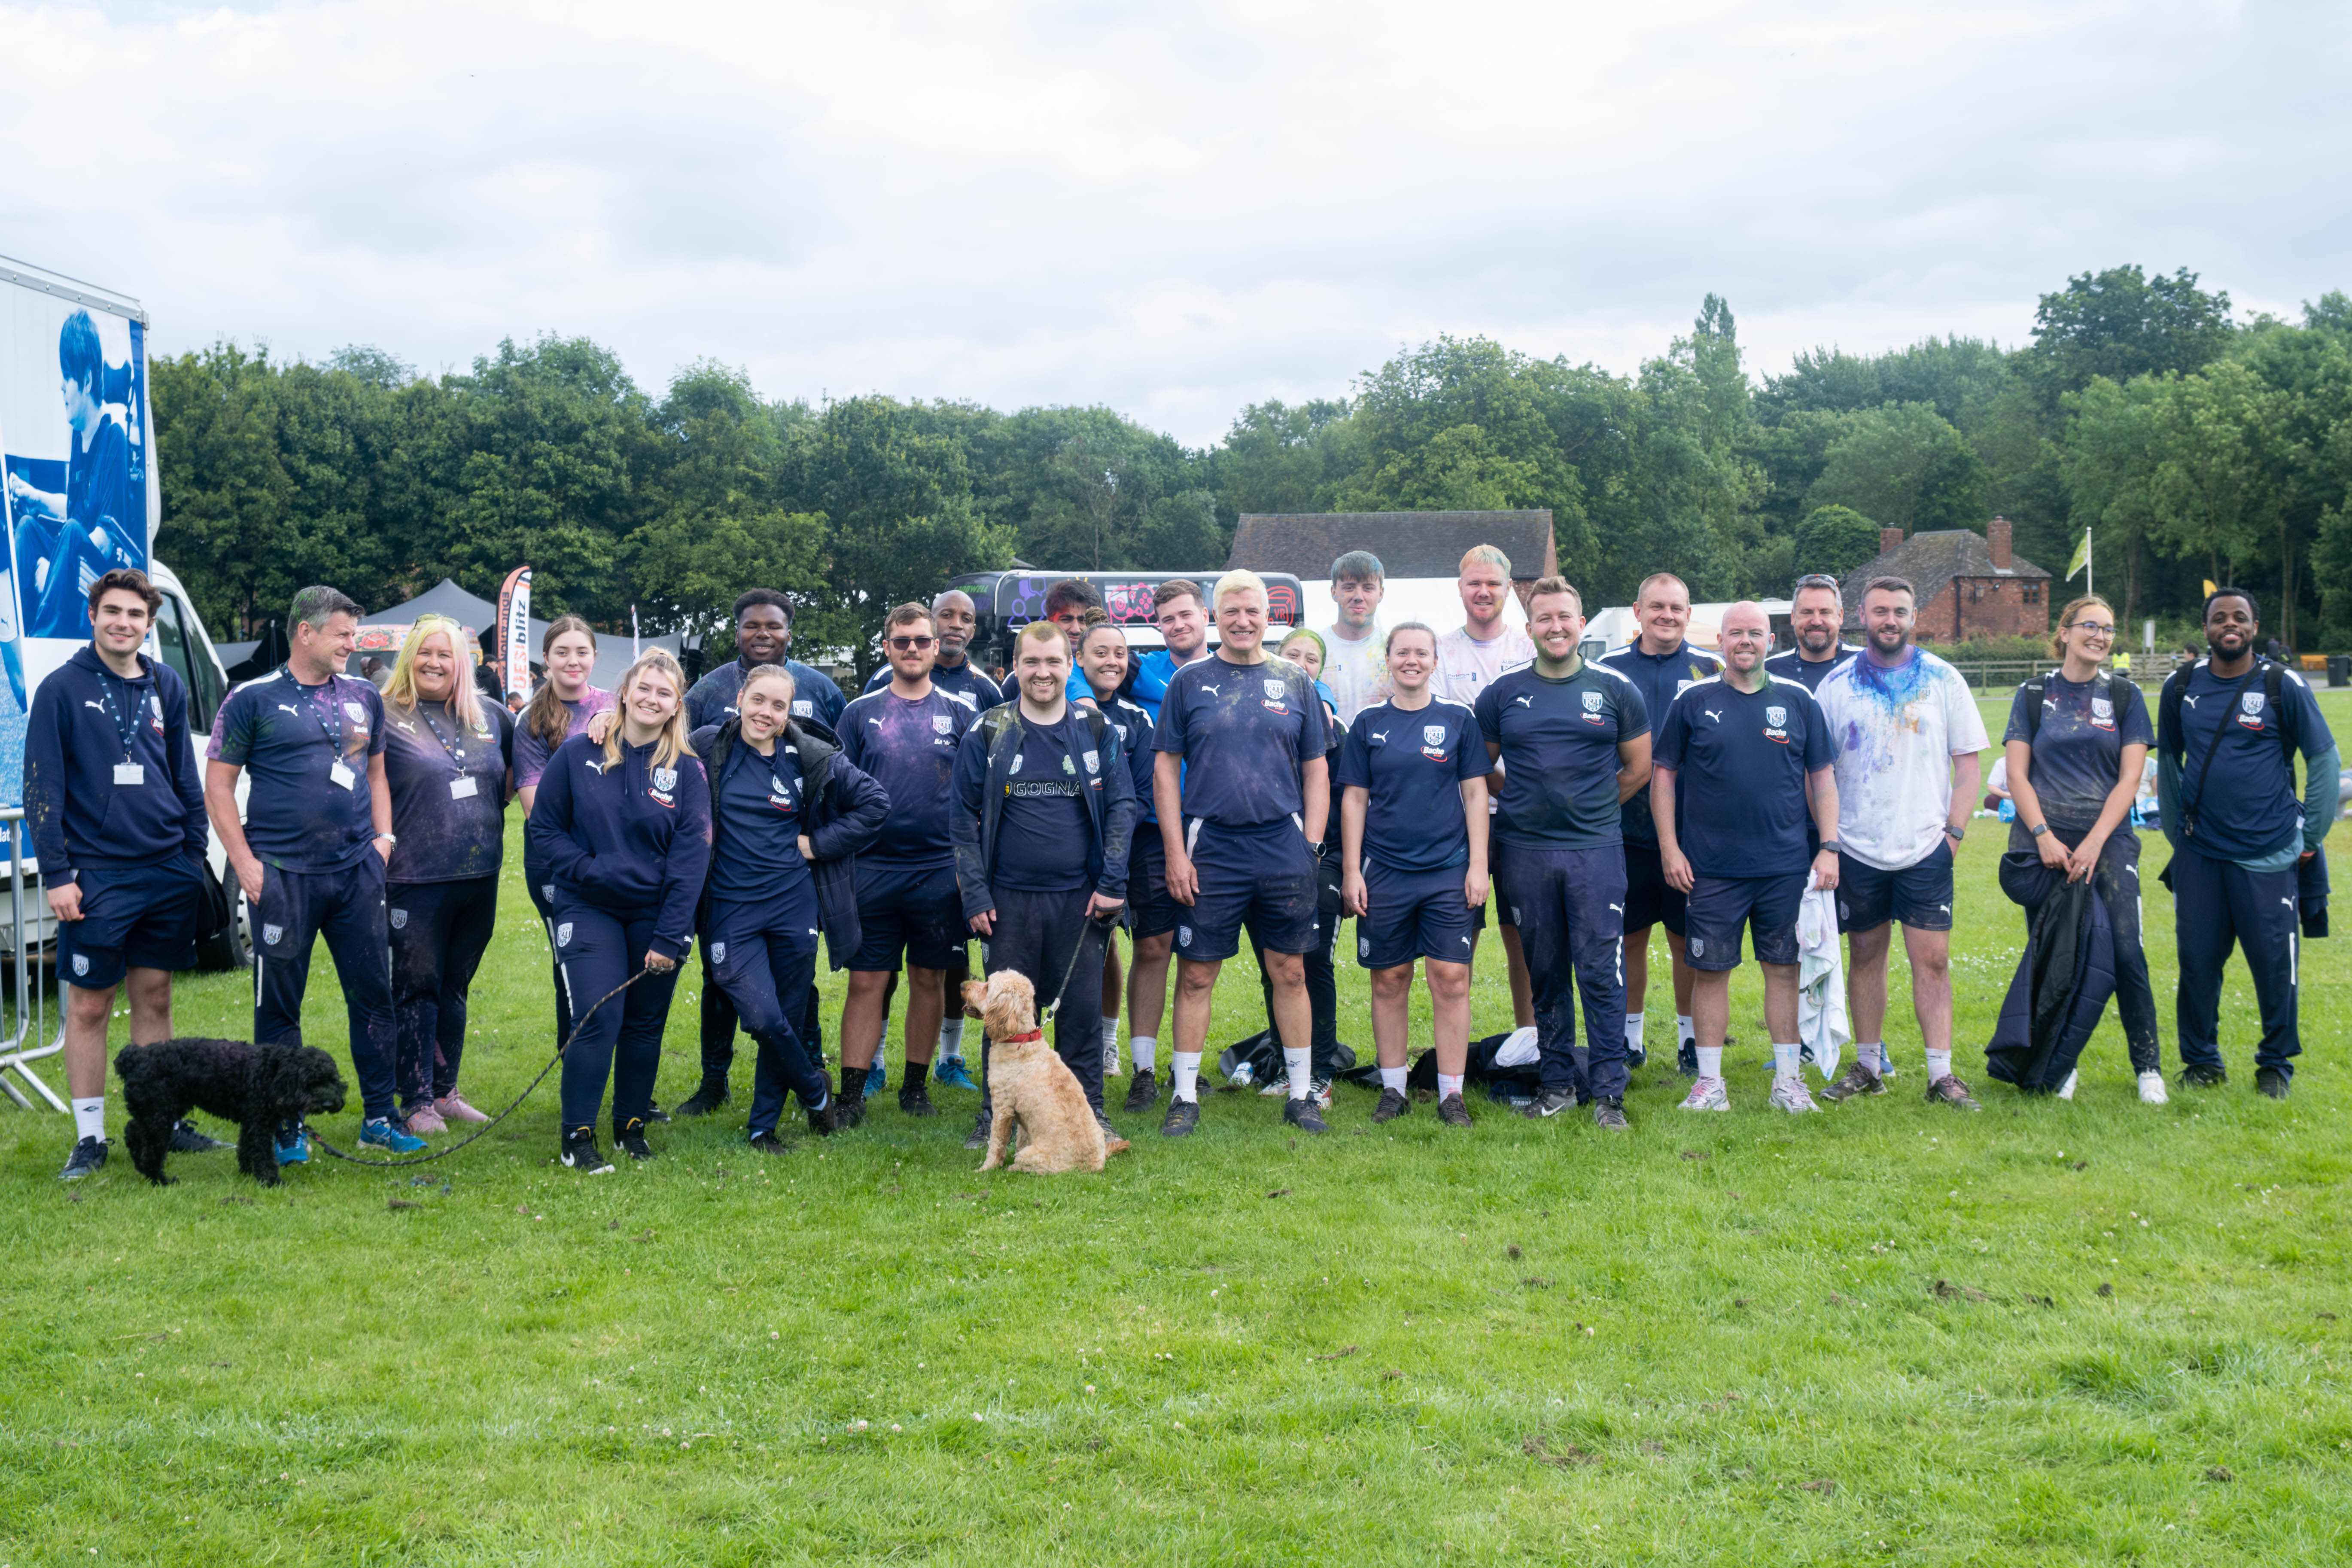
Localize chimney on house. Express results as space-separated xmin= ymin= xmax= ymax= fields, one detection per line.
xmin=1880 ymin=527 xmax=1903 ymax=558
xmin=1989 ymin=516 xmax=2013 ymax=570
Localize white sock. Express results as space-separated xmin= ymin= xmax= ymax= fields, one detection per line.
xmin=1856 ymin=1043 xmax=1883 ymax=1076
xmin=1771 ymin=1042 xmax=1801 ymax=1080
xmin=1696 ymin=1045 xmax=1723 ymax=1078
xmin=1625 ymin=1013 xmax=1644 ymax=1051
xmin=1101 ymin=1018 xmax=1120 ymax=1052
xmin=938 ymin=1017 xmax=965 ymax=1057
xmin=1131 ymin=1035 xmax=1157 ymax=1073
xmin=73 ymin=1096 xmax=106 ymax=1142
xmin=1438 ymin=1073 xmax=1465 ymax=1100
xmin=1926 ymin=1049 xmax=1953 ymax=1081
xmin=1677 ymin=1014 xmax=1695 ymax=1045
xmin=1379 ymin=1066 xmax=1407 ymax=1093
xmin=1171 ymin=1050 xmax=1201 ymax=1102
xmin=1284 ymin=1046 xmax=1312 ymax=1099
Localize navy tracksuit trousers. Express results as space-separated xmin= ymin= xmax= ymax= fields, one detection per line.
xmin=1499 ymin=846 xmax=1629 ymax=1102
xmin=704 ymin=887 xmax=828 ymax=1136
xmin=701 ymin=944 xmax=825 ymax=1082
xmin=2172 ymin=846 xmax=2303 ymax=1080
xmin=253 ymin=856 xmax=398 ymax=1122
xmin=554 ymin=905 xmax=684 ymax=1131
xmin=388 ymin=874 xmax=499 ymax=1111
xmin=980 ymin=887 xmax=1107 ymax=1114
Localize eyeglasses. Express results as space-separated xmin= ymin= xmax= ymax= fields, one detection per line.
xmin=2066 ymin=621 xmax=2116 ymax=637
xmin=887 ymin=636 xmax=937 ymax=651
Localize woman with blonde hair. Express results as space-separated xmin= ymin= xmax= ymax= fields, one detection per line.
xmin=2001 ymin=592 xmax=2162 ymax=1102
xmin=379 ymin=614 xmax=515 ymax=1133
xmin=525 ymin=649 xmax=710 ymax=1171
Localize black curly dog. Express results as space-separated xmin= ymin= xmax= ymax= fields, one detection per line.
xmin=116 ymin=1038 xmax=347 ymax=1187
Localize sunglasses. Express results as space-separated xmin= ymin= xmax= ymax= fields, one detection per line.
xmin=887 ymin=636 xmax=937 ymax=651
xmin=1792 ymin=574 xmax=1841 ymax=592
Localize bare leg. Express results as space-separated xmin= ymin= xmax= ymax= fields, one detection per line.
xmin=901 ymin=965 xmax=945 ymax=1069
xmin=1369 ymin=964 xmax=1415 ymax=1068
xmin=1690 ymin=967 xmax=1731 ymax=1051
xmin=1759 ymin=961 xmax=1799 ymax=1043
xmin=1498 ymin=926 xmax=1535 ymax=1029
xmin=1666 ymin=930 xmax=1695 ymax=1016
xmin=839 ymin=970 xmax=893 ymax=1072
xmin=1170 ymin=956 xmax=1222 ymax=1060
xmin=63 ymin=983 xmax=118 ymax=1099
xmin=1901 ymin=926 xmax=1953 ymax=1055
xmin=125 ymin=967 xmax=174 ymax=1045
xmin=1262 ymin=950 xmax=1312 ymax=1063
xmin=1100 ymin=934 xmax=1124 ymax=1035
xmin=1846 ymin=924 xmax=1892 ymax=1050
xmin=1426 ymin=958 xmax=1471 ymax=1077
xmin=1128 ymin=931 xmax=1174 ymax=1038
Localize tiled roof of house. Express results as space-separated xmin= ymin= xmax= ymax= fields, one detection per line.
xmin=1841 ymin=529 xmax=2050 ymax=618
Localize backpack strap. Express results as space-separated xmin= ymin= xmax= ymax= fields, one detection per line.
xmin=2266 ymin=661 xmax=2298 ymax=791
xmin=2019 ymin=674 xmax=2048 ymax=743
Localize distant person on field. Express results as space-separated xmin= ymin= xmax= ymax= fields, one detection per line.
xmin=1812 ymin=577 xmax=1988 ymax=1111
xmin=30 ymin=568 xmax=216 ymax=1180
xmin=2157 ymin=589 xmax=2338 ymax=1099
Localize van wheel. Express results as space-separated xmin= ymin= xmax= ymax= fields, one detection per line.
xmin=198 ymin=879 xmax=253 ymax=970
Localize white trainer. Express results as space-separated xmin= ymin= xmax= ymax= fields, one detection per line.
xmin=2056 ymin=1069 xmax=2078 ymax=1101
xmin=1678 ymin=1076 xmax=1730 ymax=1112
xmin=1768 ymin=1075 xmax=1820 ymax=1114
xmin=2138 ymin=1070 xmax=2169 ymax=1106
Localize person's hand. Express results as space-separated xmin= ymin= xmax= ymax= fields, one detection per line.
xmin=375 ymin=836 xmax=393 ymax=865
xmin=2035 ymin=829 xmax=2070 ymax=873
xmin=1810 ymin=848 xmax=1840 ymax=892
xmin=2065 ymin=830 xmax=2106 ymax=883
xmin=1464 ymin=866 xmax=1490 ymax=909
xmin=231 ymin=852 xmax=264 ymax=904
xmin=1165 ymin=849 xmax=1199 ymax=907
xmin=643 ymin=949 xmax=676 ymax=974
xmin=1342 ymin=869 xmax=1368 ymax=918
xmin=969 ymin=909 xmax=996 ymax=936
xmin=797 ymin=834 xmax=815 ymax=861
xmin=1085 ymin=891 xmax=1125 ymax=922
xmin=1661 ymin=846 xmax=1694 ymax=894
xmin=46 ymin=880 xmax=83 ymax=922
xmin=584 ymin=709 xmax=618 ymax=746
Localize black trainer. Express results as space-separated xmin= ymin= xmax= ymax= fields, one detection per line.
xmin=807 ymin=1098 xmax=840 ymax=1137
xmin=615 ymin=1118 xmax=654 ymax=1160
xmin=1625 ymin=1044 xmax=1648 ymax=1071
xmin=168 ymin=1119 xmax=226 ymax=1153
xmin=560 ymin=1127 xmax=613 ymax=1173
xmin=1520 ymin=1089 xmax=1576 ymax=1119
xmin=898 ymin=1081 xmax=939 ymax=1118
xmin=1281 ymin=1096 xmax=1328 ymax=1134
xmin=643 ymin=1102 xmax=672 ymax=1124
xmin=835 ymin=1083 xmax=870 ymax=1130
xmin=1371 ymin=1087 xmax=1410 ymax=1123
xmin=1676 ymin=1037 xmax=1698 ymax=1078
xmin=673 ymin=1081 xmax=730 ymax=1117
xmin=60 ymin=1136 xmax=107 ymax=1181
xmin=1159 ymin=1097 xmax=1200 ymax=1138
xmin=748 ymin=1130 xmax=790 ymax=1156
xmin=1436 ymin=1092 xmax=1473 ymax=1128
xmin=1591 ymin=1098 xmax=1630 ymax=1130
xmin=2181 ymin=1063 xmax=2228 ymax=1090
xmin=1094 ymin=1109 xmax=1120 ymax=1142
xmin=2256 ymin=1066 xmax=2290 ymax=1100
xmin=1122 ymin=1068 xmax=1159 ymax=1114
xmin=965 ymin=1109 xmax=992 ymax=1150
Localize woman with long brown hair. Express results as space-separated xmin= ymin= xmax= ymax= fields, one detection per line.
xmin=515 ymin=616 xmax=615 ymax=1058
xmin=524 ymin=649 xmax=710 ymax=1172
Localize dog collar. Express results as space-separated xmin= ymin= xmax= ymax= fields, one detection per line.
xmin=1001 ymin=1029 xmax=1044 ymax=1044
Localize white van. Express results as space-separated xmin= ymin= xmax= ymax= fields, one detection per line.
xmin=0 ymin=255 xmax=248 ymax=970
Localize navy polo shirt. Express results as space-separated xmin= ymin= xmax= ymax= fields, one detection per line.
xmin=994 ymin=723 xmax=1095 ymax=892
xmin=1599 ymin=641 xmax=1724 ymax=844
xmin=1764 ymin=645 xmax=1861 ymax=694
xmin=839 ymin=686 xmax=973 ymax=868
xmin=1333 ymin=697 xmax=1485 ymax=872
xmin=1154 ymin=654 xmax=1329 ymax=827
xmin=210 ymin=668 xmax=389 ymax=872
xmin=2160 ymin=660 xmax=2335 ymax=860
xmin=1475 ymin=662 xmax=1648 ymax=852
xmin=865 ymin=659 xmax=1002 ymax=713
xmin=1653 ymin=675 xmax=1835 ymax=877
xmin=381 ymin=698 xmax=514 ymax=883
xmin=2003 ymin=673 xmax=2154 ymax=834
xmin=708 ymin=743 xmax=812 ymax=902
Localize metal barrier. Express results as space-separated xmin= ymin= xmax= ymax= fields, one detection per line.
xmin=0 ymin=809 xmax=61 ymax=1111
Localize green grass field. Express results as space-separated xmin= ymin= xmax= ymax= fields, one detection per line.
xmin=4 ymin=691 xmax=2348 ymax=1565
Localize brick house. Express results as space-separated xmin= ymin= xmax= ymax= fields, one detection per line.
xmin=1839 ymin=517 xmax=2052 ymax=642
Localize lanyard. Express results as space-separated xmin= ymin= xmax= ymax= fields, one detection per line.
xmin=297 ymin=674 xmax=348 ymax=755
xmin=93 ymin=665 xmax=149 ymax=764
xmin=415 ymin=701 xmax=473 ymax=776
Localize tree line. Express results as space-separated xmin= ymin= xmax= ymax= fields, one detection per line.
xmin=150 ymin=264 xmax=2352 ymax=658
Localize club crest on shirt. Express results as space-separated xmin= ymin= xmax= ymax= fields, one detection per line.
xmin=1581 ymin=691 xmax=1603 ymax=712
xmin=390 ymin=908 xmax=408 ymax=930
xmin=1082 ymin=749 xmax=1099 ymax=775
xmin=149 ymin=693 xmax=164 ymax=731
xmin=1009 ymin=752 xmax=1024 ymax=776
xmin=1766 ymin=705 xmax=1786 ymax=728
xmin=342 ymin=701 xmax=369 ymax=733
xmin=2091 ymin=697 xmax=2114 ymax=720
xmin=770 ymin=773 xmax=794 ymax=803
xmin=2238 ymin=691 xmax=2267 ymax=729
xmin=1423 ymin=725 xmax=1446 ymax=747
xmin=933 ymin=714 xmax=955 ymax=735
xmin=653 ymin=767 xmax=678 ymax=792
xmin=793 ymin=700 xmax=813 ymax=716
xmin=1263 ymin=679 xmax=1286 ymax=700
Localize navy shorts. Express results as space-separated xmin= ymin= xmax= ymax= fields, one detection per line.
xmin=1126 ymin=827 xmax=1183 ymax=939
xmin=1683 ymin=872 xmax=1805 ymax=970
xmin=1622 ymin=840 xmax=1688 ymax=936
xmin=1176 ymin=818 xmax=1318 ymax=962
xmin=1837 ymin=843 xmax=1955 ymax=933
xmin=58 ymin=856 xmax=205 ymax=990
xmin=851 ymin=859 xmax=965 ymax=971
xmin=1356 ymin=861 xmax=1478 ymax=969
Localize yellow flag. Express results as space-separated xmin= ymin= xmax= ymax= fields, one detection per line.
xmin=2203 ymin=578 xmax=2218 ymax=598
xmin=2066 ymin=529 xmax=2091 ymax=581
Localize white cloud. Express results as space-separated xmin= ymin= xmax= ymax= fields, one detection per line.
xmin=3 ymin=0 xmax=2343 ymax=443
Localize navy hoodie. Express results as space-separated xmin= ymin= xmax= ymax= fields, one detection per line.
xmin=24 ymin=646 xmax=206 ymax=880
xmin=524 ymin=732 xmax=712 ymax=961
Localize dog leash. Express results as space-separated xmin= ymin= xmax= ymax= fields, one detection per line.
xmin=305 ymin=967 xmax=654 ymax=1168
xmin=1039 ymin=908 xmax=1121 ymax=1023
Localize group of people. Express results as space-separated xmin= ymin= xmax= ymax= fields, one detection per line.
xmin=32 ymin=541 xmax=2335 ymax=1181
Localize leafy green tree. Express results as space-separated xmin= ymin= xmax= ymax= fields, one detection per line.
xmin=1204 ymin=399 xmax=1356 ymax=526
xmin=1805 ymin=402 xmax=1986 ymax=538
xmin=2023 ymin=265 xmax=2236 ymax=409
xmin=1792 ymin=505 xmax=1883 ymax=576
xmin=2057 ymin=375 xmax=2165 ymax=624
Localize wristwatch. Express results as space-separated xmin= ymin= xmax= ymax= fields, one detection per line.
xmin=2028 ymin=822 xmax=2051 ymax=839
xmin=375 ymin=832 xmax=399 ymax=846
xmin=1946 ymin=823 xmax=1966 ymax=842
xmin=1818 ymin=840 xmax=1843 ymax=855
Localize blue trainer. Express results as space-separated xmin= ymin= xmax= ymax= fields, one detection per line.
xmin=275 ymin=1125 xmax=310 ymax=1165
xmin=360 ymin=1117 xmax=427 ymax=1154
xmin=864 ymin=1062 xmax=888 ymax=1095
xmin=933 ymin=1055 xmax=977 ymax=1091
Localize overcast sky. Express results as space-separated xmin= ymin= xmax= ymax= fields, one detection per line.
xmin=5 ymin=0 xmax=2345 ymax=445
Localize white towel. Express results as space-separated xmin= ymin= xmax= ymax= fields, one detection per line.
xmin=1797 ymin=884 xmax=1848 ymax=1080
xmin=1493 ymin=1026 xmax=1541 ymax=1069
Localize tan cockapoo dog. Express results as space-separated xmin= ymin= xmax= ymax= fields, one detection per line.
xmin=964 ymin=969 xmax=1129 ymax=1174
